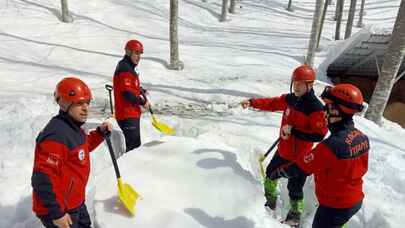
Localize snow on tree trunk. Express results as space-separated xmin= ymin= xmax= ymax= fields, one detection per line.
xmin=287 ymin=0 xmax=293 ymax=11
xmin=229 ymin=0 xmax=237 ymax=14
xmin=169 ymin=0 xmax=184 ymax=70
xmin=61 ymin=0 xmax=72 ymax=23
xmin=316 ymin=0 xmax=330 ymax=49
xmin=335 ymin=0 xmax=344 ymax=40
xmin=357 ymin=0 xmax=366 ymax=27
xmin=221 ymin=0 xmax=229 ymax=22
xmin=305 ymin=0 xmax=325 ymax=66
xmin=344 ymin=0 xmax=357 ymax=39
xmin=365 ymin=0 xmax=405 ymax=125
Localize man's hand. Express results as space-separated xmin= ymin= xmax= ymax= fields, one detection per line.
xmin=143 ymin=100 xmax=150 ymax=110
xmin=98 ymin=121 xmax=113 ymax=135
xmin=281 ymin=124 xmax=292 ymax=140
xmin=240 ymin=99 xmax=251 ymax=109
xmin=53 ymin=213 xmax=72 ymax=228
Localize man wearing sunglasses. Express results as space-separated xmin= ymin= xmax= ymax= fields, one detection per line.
xmin=268 ymin=84 xmax=369 ymax=228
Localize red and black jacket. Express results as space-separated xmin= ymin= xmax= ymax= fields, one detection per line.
xmin=270 ymin=119 xmax=369 ymax=208
xmin=31 ymin=111 xmax=104 ymax=219
xmin=113 ymin=55 xmax=145 ymax=121
xmin=250 ymin=90 xmax=328 ymax=161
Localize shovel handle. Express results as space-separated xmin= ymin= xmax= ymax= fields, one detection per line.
xmin=263 ymin=137 xmax=281 ymax=158
xmin=105 ymin=84 xmax=114 ymax=116
xmin=104 ymin=133 xmax=121 ymax=179
xmin=105 ymin=84 xmax=113 ymax=91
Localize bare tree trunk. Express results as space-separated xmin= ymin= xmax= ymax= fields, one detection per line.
xmin=169 ymin=0 xmax=184 ymax=70
xmin=357 ymin=0 xmax=366 ymax=27
xmin=287 ymin=0 xmax=293 ymax=11
xmin=229 ymin=0 xmax=237 ymax=14
xmin=316 ymin=0 xmax=330 ymax=49
xmin=344 ymin=0 xmax=357 ymax=39
xmin=61 ymin=0 xmax=73 ymax=23
xmin=305 ymin=0 xmax=326 ymax=66
xmin=335 ymin=0 xmax=344 ymax=39
xmin=365 ymin=0 xmax=405 ymax=124
xmin=220 ymin=0 xmax=229 ymax=22
xmin=333 ymin=0 xmax=339 ymax=21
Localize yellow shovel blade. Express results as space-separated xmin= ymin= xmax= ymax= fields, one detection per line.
xmin=258 ymin=154 xmax=266 ymax=179
xmin=117 ymin=178 xmax=141 ymax=216
xmin=151 ymin=115 xmax=175 ymax=135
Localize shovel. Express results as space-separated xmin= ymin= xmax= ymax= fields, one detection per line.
xmin=259 ymin=137 xmax=280 ymax=179
xmin=105 ymin=84 xmax=114 ymax=117
xmin=104 ymin=133 xmax=141 ymax=215
xmin=140 ymin=90 xmax=175 ymax=135
xmin=148 ymin=106 xmax=175 ymax=135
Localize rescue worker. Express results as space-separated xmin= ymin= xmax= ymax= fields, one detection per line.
xmin=241 ymin=65 xmax=328 ymax=225
xmin=113 ymin=39 xmax=149 ymax=152
xmin=31 ymin=77 xmax=112 ymax=228
xmin=269 ymin=83 xmax=369 ymax=228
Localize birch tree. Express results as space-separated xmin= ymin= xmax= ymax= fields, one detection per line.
xmin=229 ymin=0 xmax=237 ymax=14
xmin=61 ymin=0 xmax=73 ymax=23
xmin=305 ymin=0 xmax=326 ymax=66
xmin=344 ymin=0 xmax=357 ymax=39
xmin=357 ymin=0 xmax=366 ymax=27
xmin=316 ymin=0 xmax=331 ymax=49
xmin=365 ymin=0 xmax=405 ymax=124
xmin=287 ymin=0 xmax=293 ymax=11
xmin=335 ymin=0 xmax=344 ymax=39
xmin=169 ymin=0 xmax=184 ymax=70
xmin=220 ymin=0 xmax=230 ymax=22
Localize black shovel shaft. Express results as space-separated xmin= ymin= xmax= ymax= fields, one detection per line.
xmin=140 ymin=89 xmax=154 ymax=115
xmin=263 ymin=137 xmax=281 ymax=158
xmin=105 ymin=134 xmax=121 ymax=179
xmin=105 ymin=84 xmax=114 ymax=115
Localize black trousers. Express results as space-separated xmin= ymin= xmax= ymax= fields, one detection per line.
xmin=266 ymin=151 xmax=307 ymax=201
xmin=117 ymin=118 xmax=141 ymax=152
xmin=39 ymin=204 xmax=91 ymax=228
xmin=312 ymin=201 xmax=362 ymax=228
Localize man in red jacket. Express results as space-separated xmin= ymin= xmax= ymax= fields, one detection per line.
xmin=31 ymin=77 xmax=112 ymax=228
xmin=241 ymin=65 xmax=328 ymax=224
xmin=269 ymin=84 xmax=369 ymax=228
xmin=113 ymin=39 xmax=149 ymax=152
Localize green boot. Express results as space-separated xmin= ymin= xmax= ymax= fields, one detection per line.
xmin=284 ymin=199 xmax=304 ymax=226
xmin=264 ymin=178 xmax=278 ymax=210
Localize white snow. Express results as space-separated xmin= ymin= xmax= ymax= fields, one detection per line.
xmin=1 ymin=0 xmax=404 ymax=227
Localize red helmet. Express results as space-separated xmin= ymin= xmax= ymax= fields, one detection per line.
xmin=54 ymin=77 xmax=92 ymax=103
xmin=125 ymin=40 xmax=143 ymax=54
xmin=292 ymin=65 xmax=316 ymax=82
xmin=321 ymin=84 xmax=364 ymax=114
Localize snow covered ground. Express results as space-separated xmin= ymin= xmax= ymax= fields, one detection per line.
xmin=0 ymin=0 xmax=404 ymax=227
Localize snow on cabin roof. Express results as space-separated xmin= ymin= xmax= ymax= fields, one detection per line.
xmin=327 ymin=30 xmax=405 ymax=80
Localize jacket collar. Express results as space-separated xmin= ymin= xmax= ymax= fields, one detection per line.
xmin=123 ymin=55 xmax=137 ymax=68
xmin=57 ymin=110 xmax=84 ymax=131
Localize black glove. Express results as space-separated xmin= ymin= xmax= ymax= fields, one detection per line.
xmin=140 ymin=87 xmax=147 ymax=96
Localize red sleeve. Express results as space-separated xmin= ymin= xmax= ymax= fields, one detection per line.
xmin=250 ymin=94 xmax=287 ymax=112
xmin=116 ymin=72 xmax=140 ymax=92
xmin=87 ymin=130 xmax=104 ymax=152
xmin=309 ymin=111 xmax=328 ymax=136
xmin=32 ymin=140 xmax=67 ymax=214
xmin=295 ymin=143 xmax=338 ymax=174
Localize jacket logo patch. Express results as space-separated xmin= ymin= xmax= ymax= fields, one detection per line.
xmin=124 ymin=78 xmax=131 ymax=86
xmin=285 ymin=108 xmax=290 ymax=117
xmin=46 ymin=155 xmax=59 ymax=166
xmin=304 ymin=153 xmax=314 ymax=163
xmin=78 ymin=149 xmax=85 ymax=161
